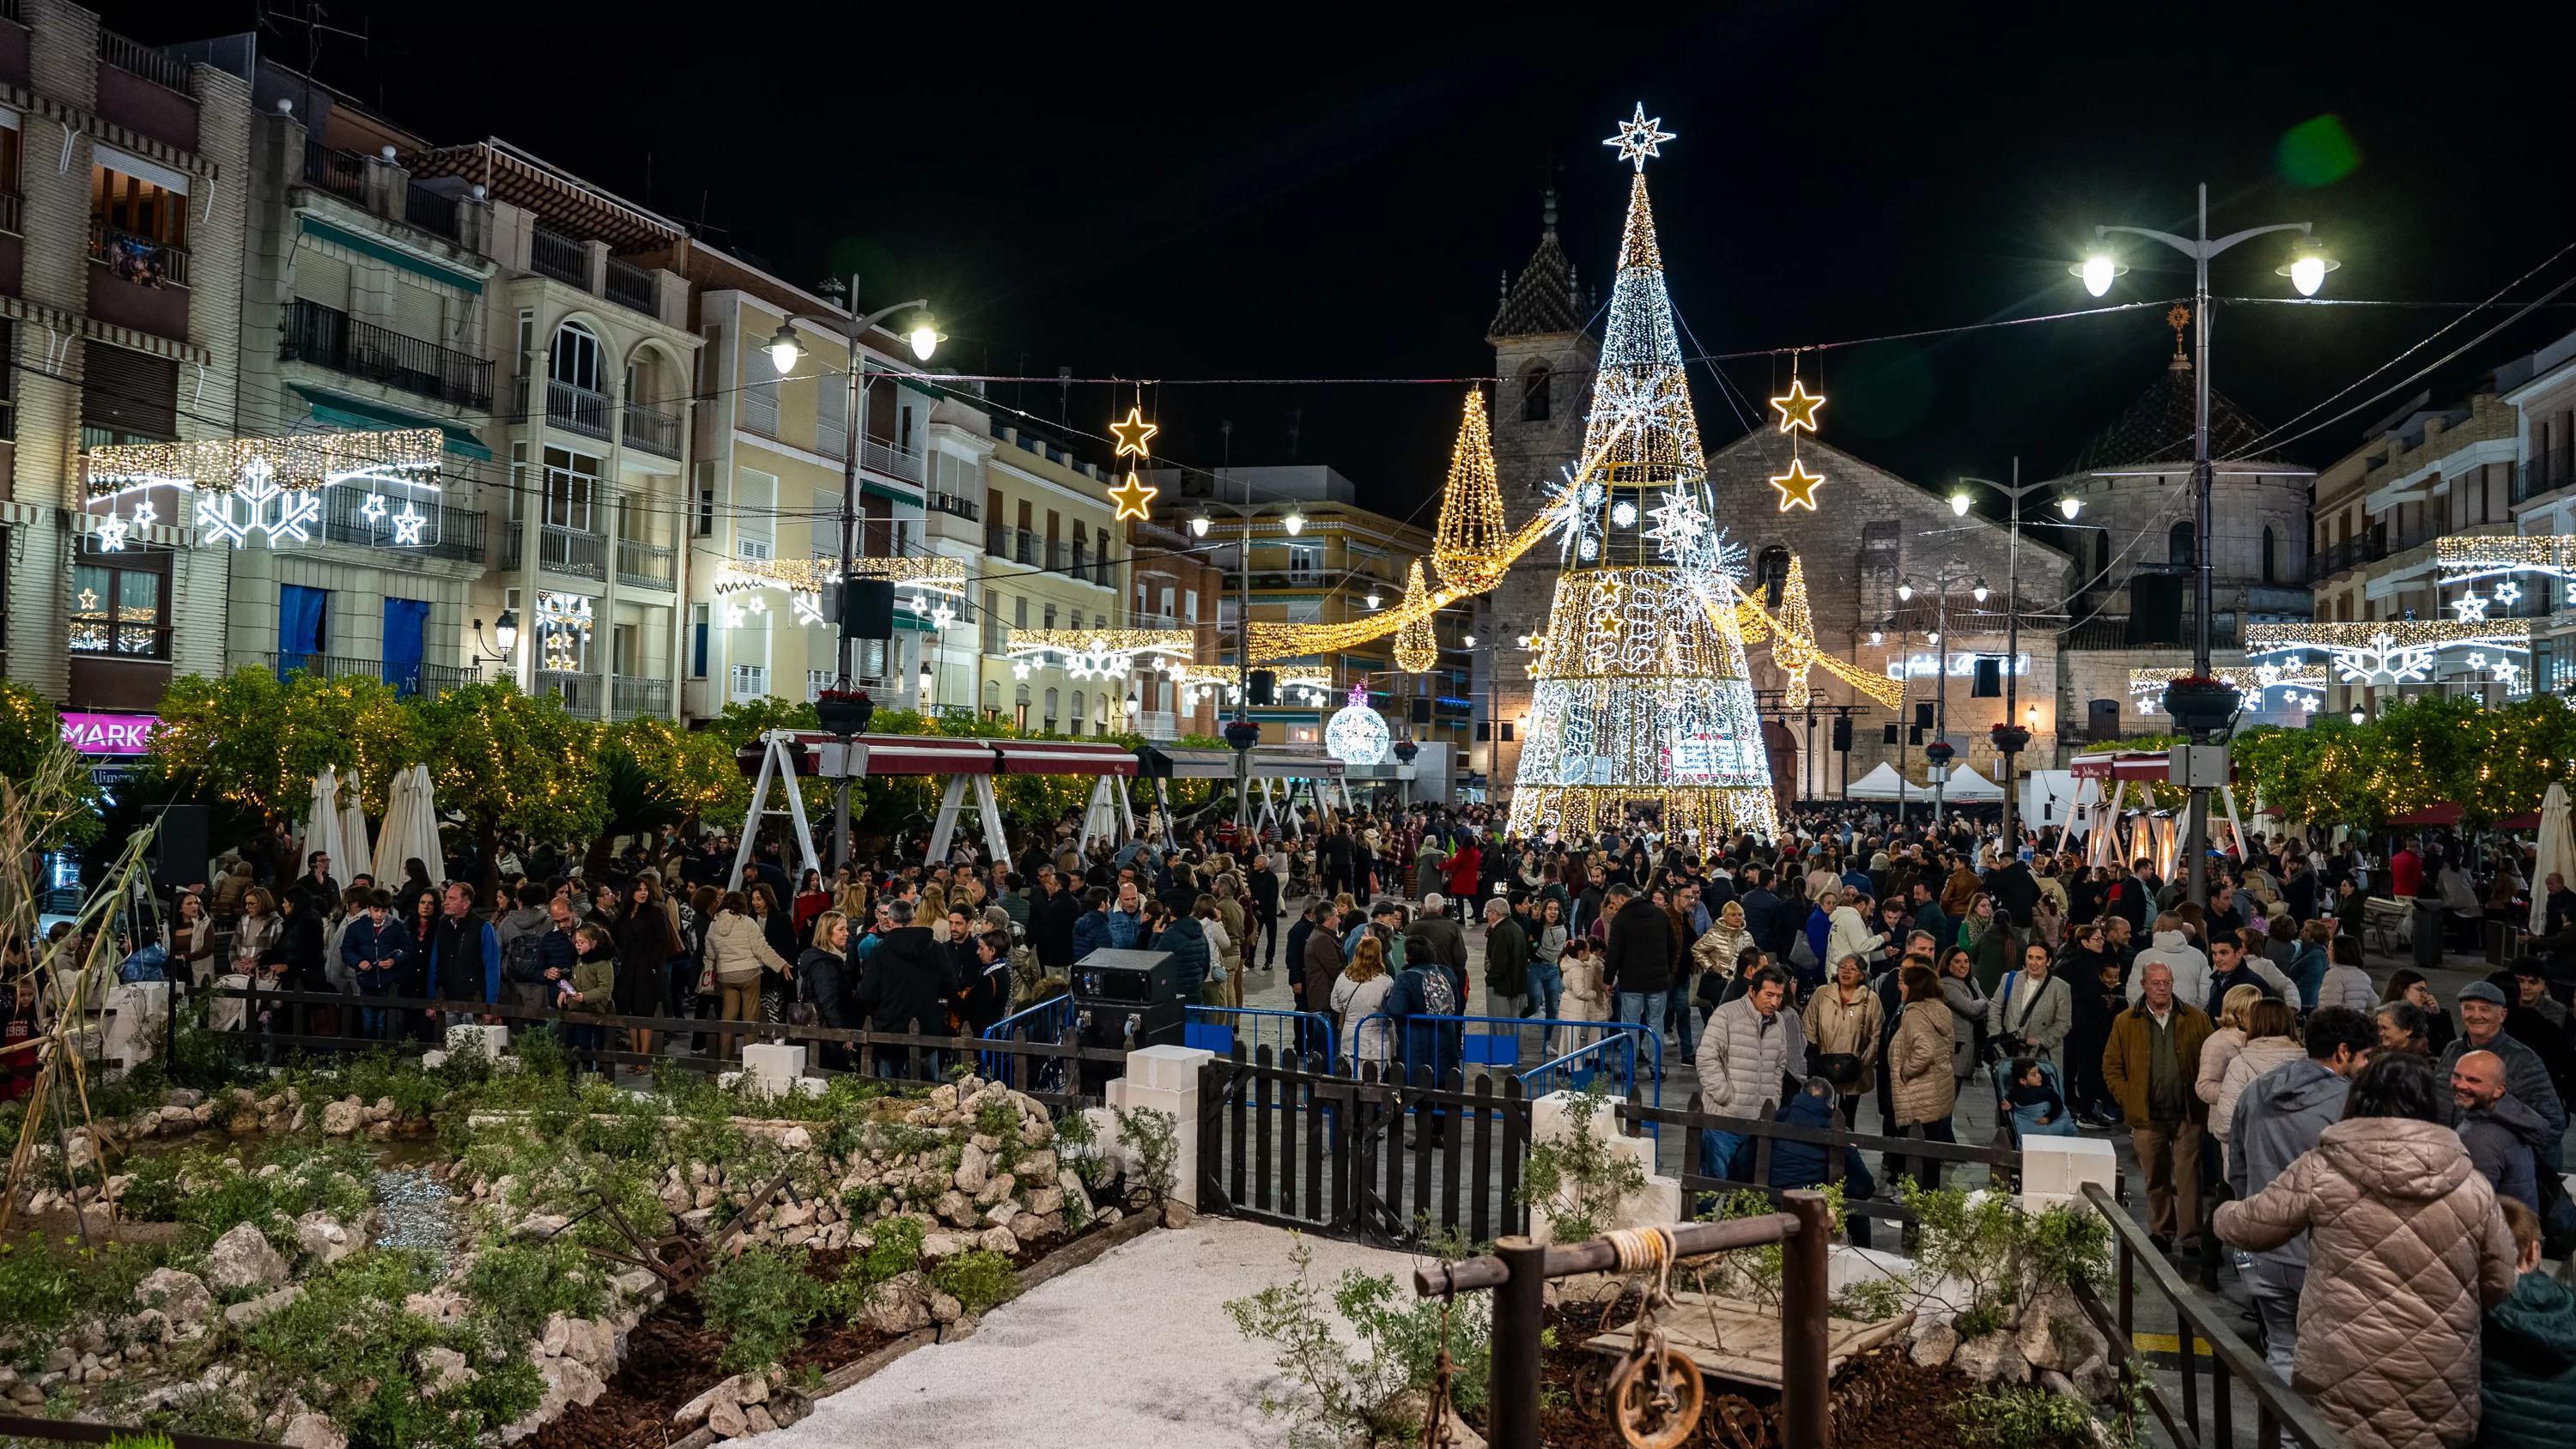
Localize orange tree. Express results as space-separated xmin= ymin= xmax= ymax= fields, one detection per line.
xmin=412 ymin=681 xmax=606 ymax=896
xmin=152 ymin=668 xmax=419 ymax=823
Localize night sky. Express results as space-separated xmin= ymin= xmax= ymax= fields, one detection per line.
xmin=117 ymin=2 xmax=2576 ymax=525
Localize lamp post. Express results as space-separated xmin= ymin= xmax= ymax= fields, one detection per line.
xmin=1194 ymin=458 xmax=1272 ymax=831
xmin=762 ymin=278 xmax=940 ymax=870
xmin=1953 ymin=463 xmax=2080 ymax=862
xmin=2078 ymin=186 xmax=2331 ymax=908
xmin=1900 ymin=566 xmax=1984 ymax=828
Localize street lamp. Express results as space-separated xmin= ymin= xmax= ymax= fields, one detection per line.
xmin=1957 ymin=464 xmax=2053 ymax=856
xmin=2058 ymin=495 xmax=2083 ymax=520
xmin=2081 ymin=185 xmax=2332 ymax=910
xmin=1281 ymin=511 xmax=1306 ymax=537
xmin=471 ymin=609 xmax=519 ymax=665
xmin=1900 ymin=565 xmax=1984 ymax=827
xmin=1949 ymin=492 xmax=1971 ymax=518
xmin=1188 ymin=512 xmax=1212 ymax=538
xmin=1971 ymin=579 xmax=1990 ymax=604
xmin=761 ymin=276 xmax=938 ymax=870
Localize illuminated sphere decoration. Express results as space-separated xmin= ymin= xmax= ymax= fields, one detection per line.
xmin=1324 ymin=684 xmax=1390 ymax=766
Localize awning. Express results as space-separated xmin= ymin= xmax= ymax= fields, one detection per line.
xmin=2069 ymin=750 xmax=2174 ymax=782
xmin=289 ymin=385 xmax=493 ymax=460
xmin=2389 ymin=803 xmax=2542 ymax=829
xmin=992 ymin=739 xmax=1138 ymax=778
xmin=1135 ymin=745 xmax=1346 ymax=781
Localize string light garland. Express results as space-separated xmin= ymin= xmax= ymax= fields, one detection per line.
xmin=1431 ymin=389 xmax=1511 ymax=594
xmin=1393 ymin=560 xmax=1439 ymax=673
xmin=2129 ymin=664 xmax=2329 ymax=712
xmin=1509 ymin=111 xmax=1779 ymax=843
xmin=2437 ymin=534 xmax=2576 ymax=584
xmin=83 ymin=427 xmax=444 ymax=552
xmin=2247 ymin=620 xmax=2531 ymax=687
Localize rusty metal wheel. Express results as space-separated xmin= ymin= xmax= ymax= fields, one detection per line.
xmin=1610 ymin=1349 xmax=1705 ymax=1449
xmin=1705 ymin=1393 xmax=1769 ymax=1449
xmin=1571 ymin=1356 xmax=1614 ymax=1422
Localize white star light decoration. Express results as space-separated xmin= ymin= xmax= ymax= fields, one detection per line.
xmin=1603 ymin=103 xmax=1675 ymax=172
xmin=94 ymin=512 xmax=130 ymax=551
xmin=391 ymin=500 xmax=428 ymax=546
xmin=194 ymin=457 xmax=320 ymax=549
xmin=2452 ymin=589 xmax=2491 ymax=623
xmin=361 ymin=494 xmax=388 ymax=524
xmin=2495 ymin=580 xmax=2522 ymax=605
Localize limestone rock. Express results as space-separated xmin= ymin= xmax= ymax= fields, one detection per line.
xmin=975 ymin=1225 xmax=1018 ymax=1255
xmin=777 ymin=1125 xmax=812 ymax=1152
xmin=296 ymin=1212 xmax=355 ymax=1264
xmin=935 ymin=1191 xmax=978 ymax=1228
xmin=1953 ymin=1331 xmax=2029 ymax=1385
xmin=165 ymin=1088 xmax=205 ymax=1109
xmin=706 ymin=1398 xmax=748 ymax=1440
xmin=1026 ymin=1185 xmax=1065 ymax=1216
xmin=744 ymin=1404 xmax=779 ymax=1435
xmin=1909 ymin=1321 xmax=1960 ymax=1368
xmin=279 ymin=1412 xmax=346 ymax=1449
xmin=1018 ymin=1150 xmax=1058 ymax=1186
xmin=927 ymin=1290 xmax=962 ymax=1324
xmin=2017 ymin=1288 xmax=2108 ymax=1374
xmin=420 ymin=1049 xmax=449 ymax=1070
xmin=955 ymin=1142 xmax=991 ymax=1195
xmin=417 ymin=1346 xmax=476 ymax=1397
xmin=206 ymin=1222 xmax=289 ymax=1293
xmin=861 ymin=1272 xmax=932 ymax=1335
xmin=674 ymin=1372 xmax=765 ymax=1428
xmin=1162 ymin=1199 xmax=1195 ymax=1229
xmin=224 ymin=1285 xmax=302 ymax=1330
xmin=940 ymin=1314 xmax=980 ymax=1343
xmin=135 ymin=1268 xmax=212 ymax=1325
xmin=319 ymin=1100 xmax=362 ymax=1137
xmin=515 ymin=1213 xmax=571 ymax=1240
xmin=974 ymin=1172 xmax=1016 ymax=1207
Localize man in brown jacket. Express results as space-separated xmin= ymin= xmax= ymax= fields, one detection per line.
xmin=2102 ymin=960 xmax=2215 ymax=1255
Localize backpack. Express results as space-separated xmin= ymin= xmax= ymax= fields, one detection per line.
xmin=118 ymin=943 xmax=168 ymax=984
xmin=501 ymin=930 xmax=544 ymax=985
xmin=1413 ymin=965 xmax=1458 ymax=1018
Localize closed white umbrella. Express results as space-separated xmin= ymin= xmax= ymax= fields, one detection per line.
xmin=378 ymin=767 xmax=419 ymax=888
xmin=2531 ymin=781 xmax=2574 ymax=936
xmin=339 ymin=778 xmax=375 ymax=885
xmin=304 ymin=767 xmax=347 ymax=881
xmin=393 ymin=764 xmax=446 ymax=884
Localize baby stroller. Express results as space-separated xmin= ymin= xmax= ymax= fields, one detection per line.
xmin=1988 ymin=1052 xmax=2081 ymax=1148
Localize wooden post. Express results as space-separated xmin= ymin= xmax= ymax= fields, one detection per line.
xmin=1779 ymin=1190 xmax=1832 ymax=1449
xmin=1488 ymin=1235 xmax=1548 ymax=1449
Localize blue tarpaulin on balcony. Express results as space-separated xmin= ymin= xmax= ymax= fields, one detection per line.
xmin=289 ymin=385 xmax=495 ymax=459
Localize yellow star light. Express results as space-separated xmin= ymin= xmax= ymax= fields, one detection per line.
xmin=1769 ymin=458 xmax=1826 ymax=512
xmin=1109 ymin=470 xmax=1158 ymax=521
xmin=1109 ymin=406 xmax=1158 ymax=459
xmin=1770 ymin=379 xmax=1826 ymax=434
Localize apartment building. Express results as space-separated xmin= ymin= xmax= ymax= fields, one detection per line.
xmin=396 ymin=140 xmax=700 ymax=722
xmin=2500 ymin=327 xmax=2576 ymax=694
xmin=968 ymin=416 xmax=1131 ymax=733
xmin=1150 ymin=464 xmax=1470 ymax=756
xmin=1127 ymin=511 xmax=1223 ymax=741
xmin=2306 ymin=386 xmax=2522 ymax=717
xmin=14 ymin=1 xmax=251 ymax=717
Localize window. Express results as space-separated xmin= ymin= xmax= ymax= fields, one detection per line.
xmin=92 ymin=161 xmax=186 ymax=247
xmin=690 ymin=603 xmax=709 ymax=677
xmin=817 ymin=367 xmax=848 ymax=458
xmin=519 ymin=309 xmax=536 ymax=358
xmin=542 ymin=447 xmax=600 ymax=530
xmin=693 ymin=460 xmax=715 ymax=537
xmin=1069 ymin=690 xmax=1084 ymax=737
xmin=0 ymin=120 xmax=21 ymax=209
xmin=1042 ymin=603 xmax=1058 ymax=629
xmin=1184 ymin=588 xmax=1199 ymax=622
xmin=1096 ymin=529 xmax=1112 ymax=584
xmin=811 ymin=489 xmax=842 ymax=561
xmin=1288 ymin=543 xmax=1321 ymax=579
xmin=735 ymin=468 xmax=775 ymax=560
xmin=277 ymin=583 xmax=329 ymax=661
xmin=1068 ymin=609 xmax=1083 ymax=631
xmin=730 ymin=663 xmax=769 ymax=702
xmin=70 ymin=555 xmax=167 ymax=657
xmin=2261 ymin=525 xmax=2276 ymax=585
xmin=550 ymin=322 xmax=601 ymax=391
xmin=1520 ymin=363 xmax=1550 ymax=422
xmin=1043 ymin=688 xmax=1060 ymax=731
xmin=1013 ymin=596 xmax=1027 ymax=628
xmin=1158 ymin=585 xmax=1176 ymax=619
xmin=2169 ymin=521 xmax=2196 ymax=567
xmin=81 ymin=345 xmax=177 ymax=442
xmin=741 ymin=331 xmax=780 ymax=435
xmin=1757 ymin=546 xmax=1790 ymax=608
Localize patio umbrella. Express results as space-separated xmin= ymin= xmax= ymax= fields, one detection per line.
xmin=2531 ymin=781 xmax=2574 ymax=936
xmin=304 ymin=767 xmax=348 ymax=882
xmin=386 ymin=764 xmax=446 ymax=886
xmin=338 ymin=776 xmax=375 ymax=885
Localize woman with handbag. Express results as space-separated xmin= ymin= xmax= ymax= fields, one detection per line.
xmin=1801 ymin=953 xmax=1883 ymax=1128
xmin=613 ymin=878 xmax=680 ymax=1065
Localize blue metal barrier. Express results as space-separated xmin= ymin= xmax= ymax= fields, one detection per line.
xmin=1352 ymin=1012 xmax=1662 ymax=1106
xmin=1517 ymin=1031 xmax=1639 ymax=1099
xmin=1184 ymin=1005 xmax=1334 ymax=1063
xmin=980 ymin=993 xmax=1076 ymax=1081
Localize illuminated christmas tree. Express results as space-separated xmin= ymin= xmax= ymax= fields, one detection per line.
xmin=1506 ymin=107 xmax=1779 ymax=843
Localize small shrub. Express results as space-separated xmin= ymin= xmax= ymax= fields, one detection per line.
xmin=462 ymin=1237 xmax=606 ymax=1348
xmin=1110 ymin=1105 xmax=1179 ymax=1203
xmin=928 ymin=1250 xmax=1015 ymax=1316
xmin=849 ymin=1216 xmax=925 ymax=1294
xmin=1952 ymin=1383 xmax=2098 ymax=1449
xmin=0 ymin=1232 xmax=79 ymax=1338
xmin=840 ymin=1184 xmax=884 ymax=1219
xmin=1226 ymin=1238 xmax=1493 ymax=1449
xmin=698 ymin=1246 xmax=831 ymax=1374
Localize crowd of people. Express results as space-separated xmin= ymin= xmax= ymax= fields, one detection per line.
xmin=16 ymin=797 xmax=2576 ymax=1449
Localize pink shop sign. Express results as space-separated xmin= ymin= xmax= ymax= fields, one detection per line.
xmin=62 ymin=712 xmax=159 ymax=755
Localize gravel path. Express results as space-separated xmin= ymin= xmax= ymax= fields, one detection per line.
xmin=754 ymin=1217 xmax=1426 ymax=1449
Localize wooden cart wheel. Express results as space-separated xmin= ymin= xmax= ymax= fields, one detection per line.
xmin=1571 ymin=1356 xmax=1613 ymax=1421
xmin=1610 ymin=1348 xmax=1705 ymax=1449
xmin=1705 ymin=1393 xmax=1768 ymax=1449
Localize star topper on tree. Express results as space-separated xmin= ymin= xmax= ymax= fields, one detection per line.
xmin=1603 ymin=103 xmax=1674 ymax=172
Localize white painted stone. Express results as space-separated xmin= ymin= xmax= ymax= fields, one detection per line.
xmin=445 ymin=1024 xmax=510 ymax=1063
xmin=2019 ymin=1135 xmax=2116 ymax=1201
xmin=1525 ymin=1090 xmax=1679 ymax=1246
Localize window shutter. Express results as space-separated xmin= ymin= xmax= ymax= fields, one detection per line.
xmin=295 ymin=251 xmax=351 ymax=312
xmin=392 ymin=280 xmax=443 ymax=342
xmin=82 ymin=345 xmax=177 ymax=438
xmin=817 ymin=371 xmax=847 ymax=458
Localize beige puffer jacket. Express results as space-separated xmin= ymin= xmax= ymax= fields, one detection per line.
xmin=1692 ymin=922 xmax=1757 ymax=979
xmin=2215 ymin=1117 xmax=2517 ymax=1449
xmin=2210 ymin=1035 xmax=2305 ymax=1145
xmin=1887 ymin=995 xmax=1956 ymax=1127
xmin=705 ymin=909 xmax=787 ymax=985
xmin=1801 ymin=983 xmax=1883 ymax=1095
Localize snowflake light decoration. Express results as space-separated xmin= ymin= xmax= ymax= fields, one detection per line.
xmin=2330 ymin=630 xmax=2438 ymax=686
xmin=1610 ymin=500 xmax=1638 ymax=528
xmin=2453 ymin=589 xmax=2490 ymax=623
xmin=788 ymin=591 xmax=825 ymax=627
xmin=1323 ymin=684 xmax=1390 ymax=766
xmin=194 ymin=458 xmax=320 ymax=549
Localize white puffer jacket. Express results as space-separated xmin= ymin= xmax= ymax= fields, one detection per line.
xmin=1693 ymin=994 xmax=1807 ymax=1114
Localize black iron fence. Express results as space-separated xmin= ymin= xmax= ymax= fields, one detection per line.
xmin=282 ymin=298 xmax=495 ymax=410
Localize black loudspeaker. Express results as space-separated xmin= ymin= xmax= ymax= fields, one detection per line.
xmin=1475 ymin=721 xmax=1492 ymax=742
xmin=1410 ymin=697 xmax=1433 ymax=725
xmin=1915 ymin=702 xmax=1935 ymax=731
xmin=846 ymin=579 xmax=896 ymax=639
xmin=1882 ymin=723 xmax=1900 ymax=746
xmin=1972 ymin=658 xmax=2002 ymax=698
xmin=1248 ymin=669 xmax=1277 ymax=706
xmin=2127 ymin=574 xmax=2184 ymax=646
xmin=144 ymin=803 xmax=210 ymax=893
xmin=2087 ymin=698 xmax=2123 ymax=743
xmin=1078 ymin=998 xmax=1186 ymax=1052
xmin=1910 ymin=726 xmax=1926 ymax=745
xmin=1832 ymin=717 xmax=1853 ymax=752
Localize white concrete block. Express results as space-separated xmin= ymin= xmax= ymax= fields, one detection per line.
xmin=102 ymin=982 xmax=170 ymax=1074
xmin=2020 ymin=1135 xmax=2116 ymax=1197
xmin=445 ymin=1023 xmax=510 ymax=1063
xmin=743 ymin=1043 xmax=807 ymax=1088
xmin=1126 ymin=1044 xmax=1214 ymax=1094
xmin=1528 ymin=1089 xmax=1681 ymax=1246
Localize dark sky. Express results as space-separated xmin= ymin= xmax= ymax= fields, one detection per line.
xmin=118 ymin=2 xmax=2576 ymax=523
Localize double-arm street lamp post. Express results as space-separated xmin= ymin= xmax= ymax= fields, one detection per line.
xmin=1194 ymin=488 xmax=1307 ymax=830
xmin=2078 ymin=186 xmax=2335 ymax=908
xmin=762 ymin=280 xmax=940 ymax=870
xmin=1896 ymin=565 xmax=1985 ymax=829
xmin=1953 ymin=464 xmax=2081 ymax=862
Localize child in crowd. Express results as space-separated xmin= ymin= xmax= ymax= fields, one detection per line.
xmin=2006 ymin=1056 xmax=2080 ymax=1138
xmin=2478 ymin=1197 xmax=2576 ymax=1449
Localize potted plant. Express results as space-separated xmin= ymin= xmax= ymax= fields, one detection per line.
xmin=2160 ymin=675 xmax=2241 ymax=738
xmin=1988 ymin=722 xmax=2031 ymax=755
xmin=1223 ymin=717 xmax=1262 ymax=751
xmin=1923 ymin=739 xmax=1955 ymax=769
xmin=1392 ymin=737 xmax=1420 ymax=765
xmin=815 ymin=687 xmax=874 ymax=737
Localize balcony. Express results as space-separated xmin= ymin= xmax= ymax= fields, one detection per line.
xmin=1138 ymin=710 xmax=1179 ymax=742
xmin=616 ymin=536 xmax=675 ymax=590
xmin=2306 ymin=534 xmax=2386 ymax=582
xmin=404 ymin=184 xmax=459 ymax=239
xmin=319 ymin=488 xmax=487 ymax=564
xmin=258 ymin=652 xmax=477 ymax=700
xmin=2519 ymin=448 xmax=2573 ymax=504
xmin=548 ymin=379 xmax=611 ymax=440
xmin=98 ymin=28 xmax=190 ymax=93
xmin=611 ymin=676 xmax=670 ymax=720
xmin=985 ymin=523 xmax=1006 ymax=556
xmin=535 ymin=670 xmax=601 ymax=718
xmin=861 ymin=438 xmax=922 ymax=485
xmin=927 ymin=491 xmax=980 ymax=523
xmin=1046 ymin=540 xmax=1067 ymax=573
xmin=302 ymin=140 xmax=366 ymax=203
xmin=1014 ymin=529 xmax=1036 ymax=566
xmin=622 ymin=400 xmax=681 ymax=458
xmin=530 ymin=225 xmax=586 ymax=287
xmin=502 ymin=521 xmax=608 ymax=580
xmin=90 ymin=221 xmax=189 ymax=288
xmin=0 ymin=191 xmax=19 ymax=235
xmin=604 ymin=257 xmax=656 ymax=315
xmin=283 ymin=299 xmax=495 ymax=411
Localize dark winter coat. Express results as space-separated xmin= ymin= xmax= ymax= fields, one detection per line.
xmin=1602 ymin=897 xmax=1676 ymax=995
xmin=2459 ymin=1092 xmax=2552 ymax=1213
xmin=2481 ymin=1271 xmax=2576 ymax=1449
xmin=856 ymin=926 xmax=948 ymax=1034
xmin=1157 ymin=914 xmax=1211 ymax=998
